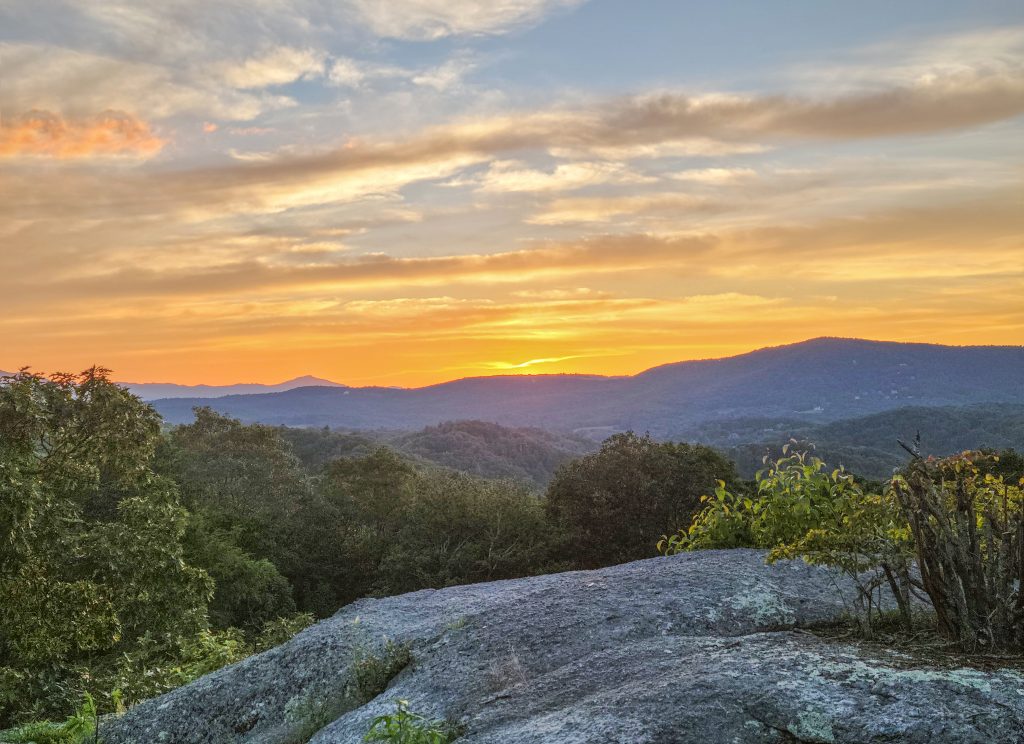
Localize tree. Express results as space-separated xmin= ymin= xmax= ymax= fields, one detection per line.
xmin=311 ymin=450 xmax=556 ymax=603
xmin=376 ymin=469 xmax=554 ymax=594
xmin=0 ymin=369 xmax=212 ymax=724
xmin=546 ymin=433 xmax=739 ymax=568
xmin=158 ymin=408 xmax=306 ymax=627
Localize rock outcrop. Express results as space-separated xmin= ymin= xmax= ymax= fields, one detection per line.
xmin=103 ymin=549 xmax=1024 ymax=743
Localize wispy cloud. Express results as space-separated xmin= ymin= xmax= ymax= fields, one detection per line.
xmin=0 ymin=110 xmax=164 ymax=159
xmin=530 ymin=193 xmax=714 ymax=224
xmin=483 ymin=355 xmax=582 ymax=369
xmin=458 ymin=159 xmax=653 ymax=193
xmin=328 ymin=55 xmax=476 ymax=92
xmin=346 ymin=0 xmax=586 ymax=40
xmin=0 ymin=42 xmax=297 ymax=121
xmin=218 ymin=46 xmax=325 ymax=89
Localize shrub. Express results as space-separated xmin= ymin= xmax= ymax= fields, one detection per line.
xmin=255 ymin=613 xmax=315 ymax=652
xmin=0 ymin=692 xmax=102 ymax=744
xmin=891 ymin=452 xmax=1024 ymax=651
xmin=662 ymin=446 xmax=915 ymax=632
xmin=279 ymin=640 xmax=414 ymax=743
xmin=364 ymin=700 xmax=461 ymax=744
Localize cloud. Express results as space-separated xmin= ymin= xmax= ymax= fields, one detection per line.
xmin=18 ymin=189 xmax=1020 ymax=304
xmin=234 ymin=64 xmax=1024 ymax=202
xmin=5 ymin=61 xmax=1012 ymax=219
xmin=328 ymin=55 xmax=475 ymax=92
xmin=219 ymin=46 xmax=325 ymax=89
xmin=670 ymin=168 xmax=758 ymax=184
xmin=411 ymin=58 xmax=476 ymax=91
xmin=0 ymin=110 xmax=165 ymax=159
xmin=791 ymin=26 xmax=1024 ymax=92
xmin=0 ymin=42 xmax=296 ymax=121
xmin=328 ymin=58 xmax=372 ymax=88
xmin=530 ymin=193 xmax=714 ymax=224
xmin=511 ymin=288 xmax=609 ymax=300
xmin=3 ymin=234 xmax=716 ymax=303
xmin=483 ymin=355 xmax=582 ymax=369
xmin=346 ymin=0 xmax=585 ymax=40
xmin=589 ymin=72 xmax=1024 ymax=144
xmin=460 ymin=159 xmax=653 ymax=193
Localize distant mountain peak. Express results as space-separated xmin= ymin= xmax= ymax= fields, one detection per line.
xmin=280 ymin=375 xmax=346 ymax=387
xmin=121 ymin=374 xmax=348 ymax=400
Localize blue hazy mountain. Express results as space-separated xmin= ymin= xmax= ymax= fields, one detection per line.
xmin=149 ymin=338 xmax=1024 ymax=434
xmin=126 ymin=375 xmax=346 ymax=400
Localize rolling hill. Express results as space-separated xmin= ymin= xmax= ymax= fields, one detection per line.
xmin=278 ymin=420 xmax=597 ymax=486
xmin=151 ymin=338 xmax=1024 ymax=436
xmin=715 ymin=403 xmax=1024 ymax=479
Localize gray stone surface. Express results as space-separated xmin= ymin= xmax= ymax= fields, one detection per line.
xmin=102 ymin=549 xmax=1024 ymax=743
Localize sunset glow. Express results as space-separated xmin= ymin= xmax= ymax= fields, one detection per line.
xmin=2 ymin=2 xmax=1022 ymax=386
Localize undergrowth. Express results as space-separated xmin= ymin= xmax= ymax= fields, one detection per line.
xmin=0 ymin=693 xmax=107 ymax=744
xmin=364 ymin=700 xmax=462 ymax=744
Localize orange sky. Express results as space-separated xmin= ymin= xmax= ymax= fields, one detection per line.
xmin=1 ymin=4 xmax=1022 ymax=386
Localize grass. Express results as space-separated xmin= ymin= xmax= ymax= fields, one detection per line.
xmin=280 ymin=639 xmax=413 ymax=744
xmin=349 ymin=641 xmax=412 ymax=705
xmin=486 ymin=643 xmax=528 ymax=692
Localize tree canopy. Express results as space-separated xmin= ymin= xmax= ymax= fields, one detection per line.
xmin=546 ymin=432 xmax=739 ymax=568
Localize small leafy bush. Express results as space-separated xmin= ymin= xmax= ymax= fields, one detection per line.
xmin=0 ymin=692 xmax=100 ymax=744
xmin=364 ymin=700 xmax=460 ymax=744
xmin=661 ymin=446 xmax=916 ymax=632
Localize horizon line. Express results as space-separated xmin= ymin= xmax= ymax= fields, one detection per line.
xmin=4 ymin=335 xmax=1023 ymax=392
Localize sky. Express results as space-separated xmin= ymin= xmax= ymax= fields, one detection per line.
xmin=1 ymin=0 xmax=1022 ymax=386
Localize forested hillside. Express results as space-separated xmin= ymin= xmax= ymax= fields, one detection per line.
xmin=278 ymin=420 xmax=597 ymax=487
xmin=270 ymin=404 xmax=1024 ymax=483
xmin=710 ymin=404 xmax=1024 ymax=479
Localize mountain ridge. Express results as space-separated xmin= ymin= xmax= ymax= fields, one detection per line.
xmin=149 ymin=338 xmax=1024 ymax=433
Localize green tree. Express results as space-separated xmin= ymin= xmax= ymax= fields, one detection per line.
xmin=158 ymin=408 xmax=306 ymax=627
xmin=546 ymin=433 xmax=739 ymax=568
xmin=0 ymin=369 xmax=212 ymax=725
xmin=313 ymin=449 xmax=556 ymax=602
xmin=376 ymin=469 xmax=554 ymax=594
xmin=183 ymin=513 xmax=296 ymax=633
